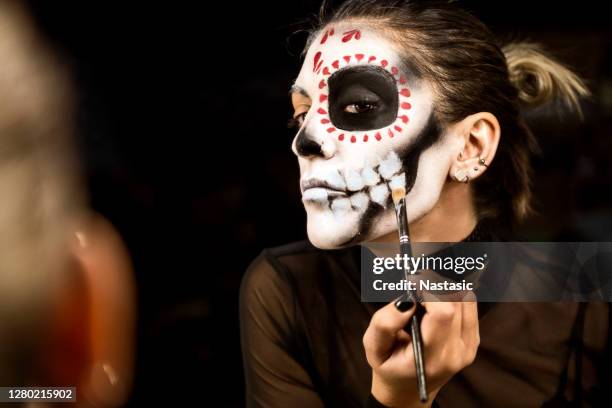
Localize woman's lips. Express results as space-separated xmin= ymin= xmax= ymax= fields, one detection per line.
xmin=300 ymin=151 xmax=406 ymax=208
xmin=302 ymin=187 xmax=347 ymax=202
xmin=301 ymin=178 xmax=347 ymax=194
xmin=301 ymin=178 xmax=349 ymax=203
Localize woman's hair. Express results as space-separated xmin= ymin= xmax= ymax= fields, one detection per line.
xmin=305 ymin=0 xmax=589 ymax=227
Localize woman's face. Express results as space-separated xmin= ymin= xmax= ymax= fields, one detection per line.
xmin=291 ymin=23 xmax=462 ymax=249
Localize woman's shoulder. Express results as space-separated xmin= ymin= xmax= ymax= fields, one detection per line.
xmin=240 ymin=240 xmax=357 ymax=307
xmin=243 ymin=241 xmax=316 ymax=292
xmin=259 ymin=240 xmax=321 ymax=270
xmin=240 ymin=240 xmax=335 ymax=335
xmin=241 ymin=240 xmax=316 ymax=299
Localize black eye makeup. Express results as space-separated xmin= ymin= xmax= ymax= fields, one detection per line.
xmin=327 ymin=65 xmax=399 ymax=131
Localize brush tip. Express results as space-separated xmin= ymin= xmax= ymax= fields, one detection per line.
xmin=391 ymin=187 xmax=406 ymax=204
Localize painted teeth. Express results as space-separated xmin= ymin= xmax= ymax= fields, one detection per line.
xmin=350 ymin=192 xmax=369 ymax=212
xmin=379 ymin=151 xmax=402 ymax=180
xmin=331 ymin=197 xmax=351 ymax=213
xmin=361 ymin=167 xmax=381 ymax=186
xmin=306 ymin=151 xmax=406 ymax=211
xmin=389 ymin=172 xmax=406 ymax=191
xmin=345 ymin=169 xmax=365 ymax=191
xmin=328 ymin=169 xmax=347 ymax=190
xmin=370 ymin=183 xmax=389 ymax=207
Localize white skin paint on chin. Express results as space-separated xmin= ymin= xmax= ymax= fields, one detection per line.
xmin=292 ymin=23 xmax=460 ymax=249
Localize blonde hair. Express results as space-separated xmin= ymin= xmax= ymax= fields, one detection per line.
xmin=504 ymin=42 xmax=590 ymax=117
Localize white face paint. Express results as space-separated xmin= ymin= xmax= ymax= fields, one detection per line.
xmin=292 ymin=24 xmax=461 ymax=249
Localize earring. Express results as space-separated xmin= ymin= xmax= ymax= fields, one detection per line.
xmin=454 ymin=169 xmax=469 ymax=183
xmin=479 ymin=157 xmax=488 ymax=168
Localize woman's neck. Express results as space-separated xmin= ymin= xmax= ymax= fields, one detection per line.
xmin=375 ymin=182 xmax=477 ymax=243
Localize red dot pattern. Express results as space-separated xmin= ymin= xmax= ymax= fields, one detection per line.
xmin=320 ymin=28 xmax=334 ymax=45
xmin=312 ymin=50 xmax=412 ymax=144
xmin=341 ymin=29 xmax=361 ymax=43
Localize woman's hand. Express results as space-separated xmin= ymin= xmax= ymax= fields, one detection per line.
xmin=363 ymin=294 xmax=479 ymax=407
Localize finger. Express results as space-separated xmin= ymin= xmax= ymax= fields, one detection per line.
xmin=396 ymin=329 xmax=412 ymax=343
xmin=363 ymin=295 xmax=416 ymax=366
xmin=415 ymin=301 xmax=463 ymax=377
xmin=419 ymin=301 xmax=462 ymax=348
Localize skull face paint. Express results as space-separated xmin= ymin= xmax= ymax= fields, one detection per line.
xmin=327 ymin=65 xmax=399 ymax=131
xmin=292 ymin=24 xmax=462 ymax=249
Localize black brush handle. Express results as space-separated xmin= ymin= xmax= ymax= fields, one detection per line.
xmin=410 ymin=303 xmax=427 ymax=402
xmin=395 ymin=197 xmax=428 ymax=403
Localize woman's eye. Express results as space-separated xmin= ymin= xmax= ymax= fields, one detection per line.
xmin=344 ymin=102 xmax=376 ymax=114
xmin=288 ymin=112 xmax=308 ymax=129
xmin=296 ymin=112 xmax=307 ymax=126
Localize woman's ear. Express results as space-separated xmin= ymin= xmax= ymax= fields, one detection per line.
xmin=448 ymin=112 xmax=500 ymax=183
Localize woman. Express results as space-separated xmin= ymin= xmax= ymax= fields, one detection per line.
xmin=240 ymin=1 xmax=605 ymax=407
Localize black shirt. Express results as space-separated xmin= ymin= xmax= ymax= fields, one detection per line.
xmin=240 ymin=240 xmax=611 ymax=407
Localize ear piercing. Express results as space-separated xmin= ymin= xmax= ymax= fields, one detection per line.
xmin=454 ymin=169 xmax=469 ymax=183
xmin=456 ymin=157 xmax=487 ymax=182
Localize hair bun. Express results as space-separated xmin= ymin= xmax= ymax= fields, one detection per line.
xmin=503 ymin=42 xmax=590 ymax=116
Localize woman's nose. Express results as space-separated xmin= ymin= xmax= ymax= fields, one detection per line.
xmin=292 ymin=125 xmax=337 ymax=159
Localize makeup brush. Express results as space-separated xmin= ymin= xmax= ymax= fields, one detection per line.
xmin=391 ymin=182 xmax=428 ymax=403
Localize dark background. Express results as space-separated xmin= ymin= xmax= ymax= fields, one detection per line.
xmin=24 ymin=1 xmax=612 ymax=406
